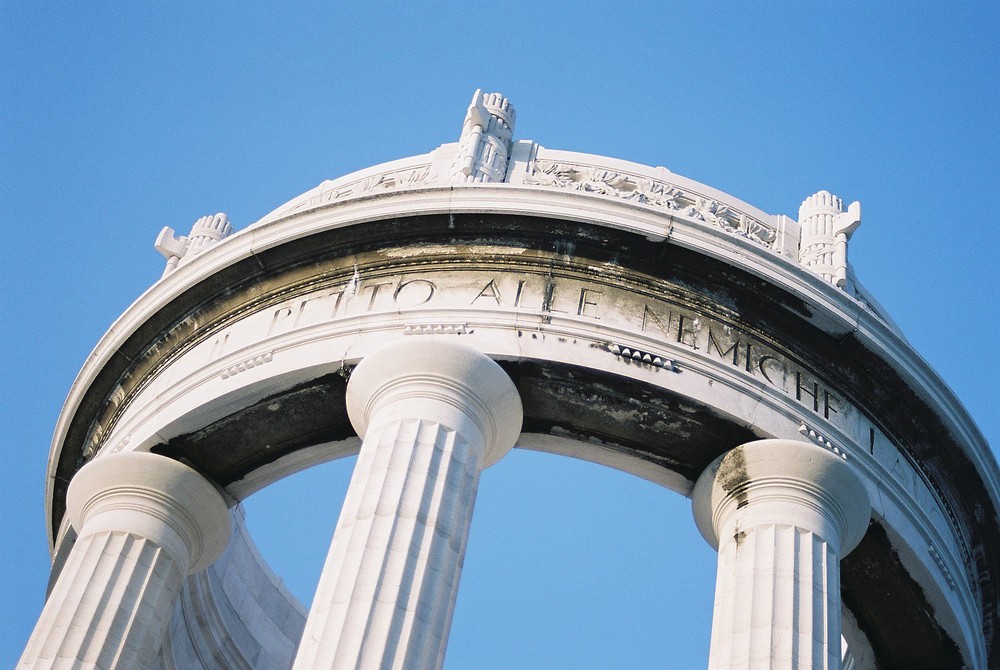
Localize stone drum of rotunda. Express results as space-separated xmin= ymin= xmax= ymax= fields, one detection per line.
xmin=20 ymin=90 xmax=1000 ymax=669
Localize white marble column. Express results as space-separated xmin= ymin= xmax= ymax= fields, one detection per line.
xmin=19 ymin=452 xmax=231 ymax=670
xmin=293 ymin=340 xmax=522 ymax=670
xmin=691 ymin=439 xmax=871 ymax=670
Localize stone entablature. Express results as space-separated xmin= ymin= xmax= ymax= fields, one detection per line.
xmin=48 ymin=186 xmax=997 ymax=668
xmin=80 ymin=237 xmax=986 ymax=664
xmin=37 ymin=92 xmax=998 ymax=669
xmin=243 ymin=139 xmax=894 ymax=326
xmin=257 ymin=143 xmax=792 ymax=255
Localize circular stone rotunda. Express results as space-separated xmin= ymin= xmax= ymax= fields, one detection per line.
xmin=21 ymin=91 xmax=1000 ymax=669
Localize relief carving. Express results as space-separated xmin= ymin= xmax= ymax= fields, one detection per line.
xmin=448 ymin=89 xmax=516 ymax=184
xmin=402 ymin=324 xmax=472 ymax=335
xmin=798 ymin=421 xmax=848 ymax=460
xmin=220 ymin=351 xmax=273 ymax=380
xmin=287 ymin=165 xmax=433 ymax=214
xmin=155 ymin=213 xmax=234 ymax=277
xmin=524 ymin=161 xmax=777 ymax=248
xmin=608 ymin=343 xmax=676 ymax=371
xmin=927 ymin=544 xmax=958 ymax=590
xmin=797 ymin=190 xmax=861 ymax=289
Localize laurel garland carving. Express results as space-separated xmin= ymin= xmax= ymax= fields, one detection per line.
xmin=523 ymin=161 xmax=777 ymax=247
xmin=288 ymin=164 xmax=433 ymax=214
xmin=284 ymin=159 xmax=777 ymax=251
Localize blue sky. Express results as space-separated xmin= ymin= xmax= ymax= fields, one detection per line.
xmin=3 ymin=3 xmax=998 ymax=668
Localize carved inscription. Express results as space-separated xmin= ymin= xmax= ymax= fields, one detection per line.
xmin=198 ymin=269 xmax=852 ymax=430
xmin=637 ymin=303 xmax=844 ymax=421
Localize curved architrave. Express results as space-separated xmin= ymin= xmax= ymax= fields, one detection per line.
xmin=48 ymin=187 xmax=995 ymax=512
xmin=44 ymin=178 xmax=998 ymax=666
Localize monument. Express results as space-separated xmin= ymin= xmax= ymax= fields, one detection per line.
xmin=19 ymin=91 xmax=1000 ymax=669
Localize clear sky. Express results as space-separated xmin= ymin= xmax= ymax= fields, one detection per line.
xmin=2 ymin=3 xmax=998 ymax=668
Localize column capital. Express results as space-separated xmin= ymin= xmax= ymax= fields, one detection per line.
xmin=692 ymin=439 xmax=871 ymax=556
xmin=346 ymin=339 xmax=523 ymax=467
xmin=66 ymin=451 xmax=231 ymax=573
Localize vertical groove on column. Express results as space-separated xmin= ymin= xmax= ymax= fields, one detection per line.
xmin=771 ymin=521 xmax=794 ymax=667
xmin=748 ymin=524 xmax=776 ymax=667
xmin=19 ymin=531 xmax=185 ymax=670
xmin=111 ymin=538 xmax=182 ymax=670
xmin=26 ymin=531 xmax=127 ymax=667
xmin=332 ymin=419 xmax=428 ymax=664
xmin=428 ymin=461 xmax=478 ymax=670
xmin=411 ymin=425 xmax=480 ymax=670
xmin=803 ymin=530 xmax=818 ymax=668
xmin=293 ymin=418 xmax=482 ymax=670
xmin=708 ymin=524 xmax=737 ymax=670
xmin=708 ymin=524 xmax=841 ymax=670
xmin=828 ymin=540 xmax=842 ymax=666
xmin=28 ymin=529 xmax=112 ymax=664
xmin=393 ymin=421 xmax=478 ymax=670
xmin=796 ymin=526 xmax=812 ymax=668
xmin=82 ymin=533 xmax=141 ymax=665
xmin=301 ymin=419 xmax=404 ymax=665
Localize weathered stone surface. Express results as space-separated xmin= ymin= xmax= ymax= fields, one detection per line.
xmin=20 ymin=453 xmax=229 ymax=669
xmin=292 ymin=341 xmax=522 ymax=669
xmin=32 ymin=92 xmax=999 ymax=668
xmin=692 ymin=439 xmax=871 ymax=669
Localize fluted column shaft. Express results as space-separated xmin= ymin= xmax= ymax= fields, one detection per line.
xmin=692 ymin=440 xmax=871 ymax=670
xmin=19 ymin=452 xmax=231 ymax=670
xmin=293 ymin=340 xmax=522 ymax=670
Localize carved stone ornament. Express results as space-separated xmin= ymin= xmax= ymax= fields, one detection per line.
xmin=523 ymin=160 xmax=778 ymax=248
xmin=447 ymin=89 xmax=516 ymax=184
xmin=48 ymin=89 xmax=993 ymax=669
xmin=155 ymin=212 xmax=234 ymax=277
xmin=798 ymin=190 xmax=862 ymax=288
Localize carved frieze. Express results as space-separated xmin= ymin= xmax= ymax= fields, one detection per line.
xmin=220 ymin=351 xmax=273 ymax=380
xmin=928 ymin=544 xmax=958 ymax=590
xmin=608 ymin=344 xmax=676 ymax=371
xmin=402 ymin=323 xmax=472 ymax=335
xmin=284 ymin=165 xmax=433 ymax=215
xmin=108 ymin=266 xmax=862 ymax=455
xmin=523 ymin=160 xmax=778 ymax=248
xmin=798 ymin=420 xmax=848 ymax=460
